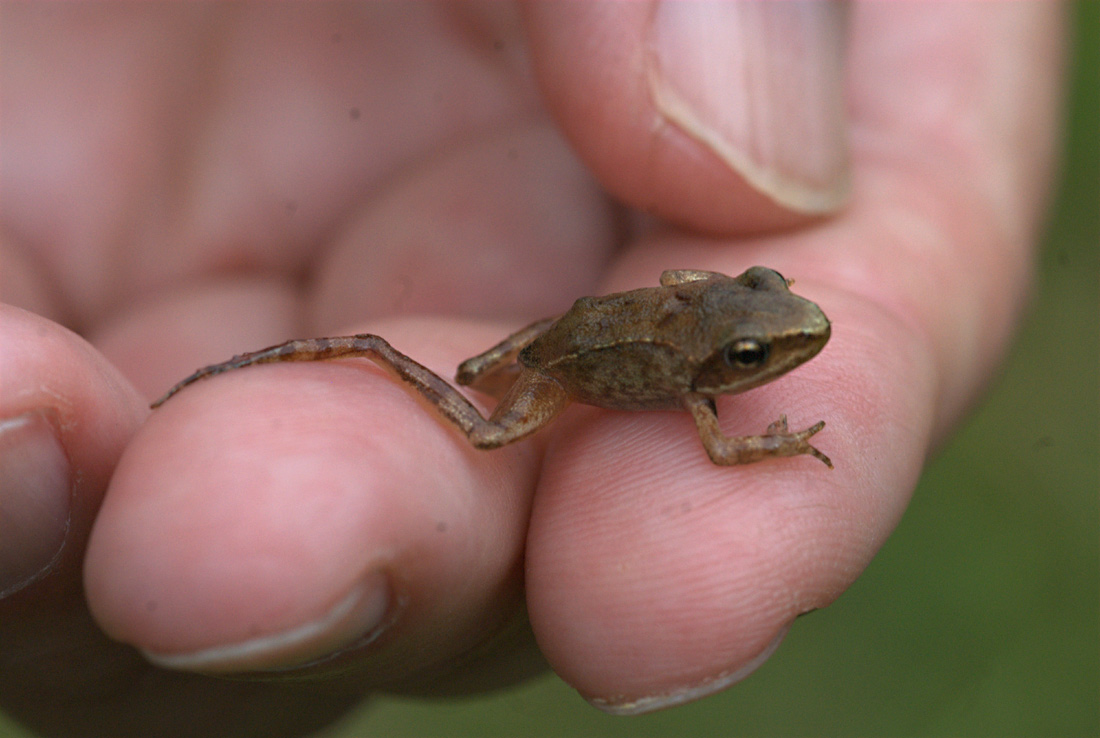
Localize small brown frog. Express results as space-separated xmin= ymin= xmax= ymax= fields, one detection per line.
xmin=153 ymin=267 xmax=832 ymax=467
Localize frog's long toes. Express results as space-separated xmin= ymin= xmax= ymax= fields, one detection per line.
xmin=802 ymin=420 xmax=826 ymax=438
xmin=768 ymin=418 xmax=831 ymax=468
xmin=798 ymin=422 xmax=831 ymax=468
xmin=808 ymin=444 xmax=833 ymax=469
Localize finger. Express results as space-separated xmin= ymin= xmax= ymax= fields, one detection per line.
xmin=522 ymin=2 xmax=1062 ymax=711
xmin=524 ymin=1 xmax=850 ymax=233
xmin=0 ymin=306 xmax=148 ymax=730
xmin=842 ymin=2 xmax=1063 ymax=437
xmin=310 ymin=122 xmax=619 ymax=329
xmin=84 ymin=318 xmax=545 ymax=691
xmin=0 ymin=305 xmax=147 ymax=601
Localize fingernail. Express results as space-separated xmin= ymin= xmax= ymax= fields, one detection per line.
xmin=647 ymin=1 xmax=849 ymax=212
xmin=142 ymin=573 xmax=393 ymax=674
xmin=589 ymin=626 xmax=789 ymax=715
xmin=0 ymin=411 xmax=73 ymax=598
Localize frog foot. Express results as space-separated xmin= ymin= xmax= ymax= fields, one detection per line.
xmin=765 ymin=415 xmax=833 ymax=468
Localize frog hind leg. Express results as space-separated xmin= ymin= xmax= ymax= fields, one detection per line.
xmin=151 ymin=334 xmax=568 ymax=450
xmin=454 ymin=317 xmax=556 ymax=399
xmin=682 ymin=393 xmax=832 ymax=468
xmin=473 ymin=370 xmax=569 ymax=448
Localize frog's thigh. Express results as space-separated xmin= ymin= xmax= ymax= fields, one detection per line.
xmin=471 ymin=371 xmax=569 ymax=448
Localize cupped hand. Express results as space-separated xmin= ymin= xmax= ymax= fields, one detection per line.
xmin=0 ymin=3 xmax=1062 ymax=736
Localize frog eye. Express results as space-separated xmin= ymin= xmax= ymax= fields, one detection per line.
xmin=724 ymin=339 xmax=769 ymax=368
xmin=741 ymin=267 xmax=787 ymax=290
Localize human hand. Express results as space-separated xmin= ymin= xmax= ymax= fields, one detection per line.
xmin=1 ymin=3 xmax=1062 ymax=735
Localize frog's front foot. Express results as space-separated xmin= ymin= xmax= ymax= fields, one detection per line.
xmin=763 ymin=414 xmax=833 ymax=468
xmin=685 ymin=395 xmax=833 ymax=468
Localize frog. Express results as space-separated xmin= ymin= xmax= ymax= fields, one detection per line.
xmin=152 ymin=266 xmax=832 ymax=467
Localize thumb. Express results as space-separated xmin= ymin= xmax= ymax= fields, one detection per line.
xmin=523 ymin=0 xmax=850 ymax=234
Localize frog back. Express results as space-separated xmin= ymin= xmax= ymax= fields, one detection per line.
xmin=518 ymin=286 xmax=700 ymax=411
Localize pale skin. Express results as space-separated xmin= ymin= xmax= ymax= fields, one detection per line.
xmin=0 ymin=5 xmax=1061 ymax=737
xmin=153 ymin=267 xmax=833 ymax=468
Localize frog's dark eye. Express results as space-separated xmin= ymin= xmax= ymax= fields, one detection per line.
xmin=741 ymin=267 xmax=787 ymax=290
xmin=724 ymin=339 xmax=769 ymax=368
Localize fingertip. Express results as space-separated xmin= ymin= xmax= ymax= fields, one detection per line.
xmin=589 ymin=626 xmax=789 ymax=715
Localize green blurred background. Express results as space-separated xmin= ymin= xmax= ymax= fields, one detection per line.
xmin=2 ymin=4 xmax=1096 ymax=737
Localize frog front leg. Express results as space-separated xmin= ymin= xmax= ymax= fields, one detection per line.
xmin=152 ymin=334 xmax=569 ymax=449
xmin=682 ymin=393 xmax=833 ymax=468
